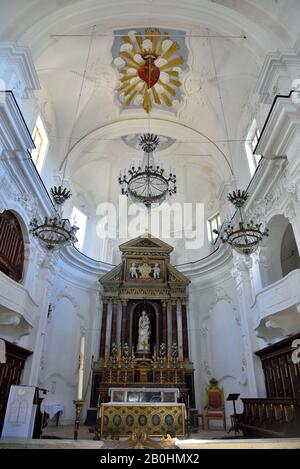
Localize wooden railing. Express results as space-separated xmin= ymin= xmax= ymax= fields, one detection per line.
xmin=236 ymin=398 xmax=300 ymax=437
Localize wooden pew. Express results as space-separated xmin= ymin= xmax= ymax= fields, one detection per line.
xmin=236 ymin=398 xmax=300 ymax=438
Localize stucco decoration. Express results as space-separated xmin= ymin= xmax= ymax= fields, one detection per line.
xmin=112 ymin=28 xmax=188 ymax=113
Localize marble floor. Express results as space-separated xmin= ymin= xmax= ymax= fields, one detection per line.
xmin=41 ymin=423 xmax=230 ymax=441
xmin=1 ymin=423 xmax=299 ymax=449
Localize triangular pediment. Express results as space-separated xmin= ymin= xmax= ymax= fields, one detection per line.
xmin=119 ymin=233 xmax=174 ymax=254
xmin=167 ymin=264 xmax=190 ymax=286
xmin=100 ymin=263 xmax=122 ymax=286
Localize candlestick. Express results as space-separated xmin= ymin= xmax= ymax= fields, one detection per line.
xmin=73 ymin=399 xmax=84 ymax=440
xmin=77 ymin=336 xmax=85 ymax=401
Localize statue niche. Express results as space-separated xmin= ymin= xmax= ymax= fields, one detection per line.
xmin=133 ymin=303 xmax=156 ymax=359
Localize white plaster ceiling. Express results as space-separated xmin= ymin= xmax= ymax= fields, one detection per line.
xmin=1 ymin=0 xmax=300 ymax=261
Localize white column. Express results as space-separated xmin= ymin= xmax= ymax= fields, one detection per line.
xmin=231 ymin=253 xmax=265 ymax=397
xmin=23 ymin=252 xmax=58 ymax=386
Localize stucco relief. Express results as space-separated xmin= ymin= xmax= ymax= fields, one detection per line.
xmin=247 ymin=169 xmax=300 ymax=227
xmin=201 ymin=287 xmax=247 ymax=385
xmin=56 ymin=286 xmax=79 ymax=309
xmin=14 ymin=192 xmax=38 ymax=219
xmin=42 ymin=295 xmax=82 ymax=391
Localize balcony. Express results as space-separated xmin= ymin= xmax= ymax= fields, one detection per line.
xmin=0 ymin=271 xmax=37 ymax=341
xmin=252 ymin=269 xmax=300 ymax=343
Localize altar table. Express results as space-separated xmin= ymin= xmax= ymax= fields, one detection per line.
xmin=99 ymin=402 xmax=186 ymax=437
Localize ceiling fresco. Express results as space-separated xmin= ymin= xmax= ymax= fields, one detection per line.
xmin=112 ymin=28 xmax=189 ymax=113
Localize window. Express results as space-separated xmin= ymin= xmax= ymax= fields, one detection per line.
xmin=70 ymin=206 xmax=87 ymax=251
xmin=31 ymin=115 xmax=49 ymax=173
xmin=207 ymin=213 xmax=221 ymax=244
xmin=245 ymin=120 xmax=262 ymax=177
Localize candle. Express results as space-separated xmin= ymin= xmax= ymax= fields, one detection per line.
xmin=77 ymin=336 xmax=85 ymax=400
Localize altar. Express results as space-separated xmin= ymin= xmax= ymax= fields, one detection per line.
xmin=108 ymin=387 xmax=180 ymax=403
xmin=99 ymin=402 xmax=186 ymax=437
xmin=99 ymin=386 xmax=185 ymax=437
xmin=92 ymin=235 xmax=195 ymax=432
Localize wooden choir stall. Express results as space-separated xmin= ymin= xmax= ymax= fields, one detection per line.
xmin=236 ymin=333 xmax=300 ymax=438
xmin=90 ymin=234 xmax=194 ymax=437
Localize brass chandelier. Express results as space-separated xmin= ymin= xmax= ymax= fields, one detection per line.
xmin=30 ymin=186 xmax=78 ymax=251
xmin=118 ymin=133 xmax=177 ymax=209
xmin=216 ymin=190 xmax=269 ymax=256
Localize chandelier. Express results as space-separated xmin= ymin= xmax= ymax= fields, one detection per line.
xmin=217 ymin=189 xmax=269 ymax=255
xmin=118 ymin=133 xmax=176 ymax=209
xmin=29 ymin=186 xmax=78 ymax=251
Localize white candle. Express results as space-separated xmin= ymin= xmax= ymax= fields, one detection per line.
xmin=77 ymin=336 xmax=85 ymax=400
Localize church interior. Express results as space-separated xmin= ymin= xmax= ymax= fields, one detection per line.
xmin=0 ymin=0 xmax=300 ymax=450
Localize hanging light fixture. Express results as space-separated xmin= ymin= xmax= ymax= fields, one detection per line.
xmin=29 ymin=185 xmax=78 ymax=251
xmin=118 ymin=133 xmax=176 ymax=209
xmin=215 ymin=190 xmax=269 ymax=255
xmin=29 ymin=28 xmax=98 ymax=252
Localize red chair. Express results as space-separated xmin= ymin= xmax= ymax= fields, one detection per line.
xmin=195 ymin=378 xmax=226 ymax=430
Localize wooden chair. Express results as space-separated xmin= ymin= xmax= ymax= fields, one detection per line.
xmin=195 ymin=378 xmax=226 ymax=430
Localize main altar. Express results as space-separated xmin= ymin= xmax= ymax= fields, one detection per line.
xmin=91 ymin=234 xmax=194 ymax=436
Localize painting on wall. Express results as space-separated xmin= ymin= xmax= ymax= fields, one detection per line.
xmin=112 ymin=28 xmax=188 ymax=113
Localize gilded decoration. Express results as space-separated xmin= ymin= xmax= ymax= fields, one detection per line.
xmin=100 ymin=403 xmax=185 ymax=437
xmin=100 ymin=234 xmax=189 ymax=298
xmin=112 ymin=28 xmax=188 ymax=113
xmin=95 ymin=234 xmax=193 ymax=424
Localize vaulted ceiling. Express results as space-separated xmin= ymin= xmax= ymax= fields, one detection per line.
xmin=1 ymin=0 xmax=300 ymax=262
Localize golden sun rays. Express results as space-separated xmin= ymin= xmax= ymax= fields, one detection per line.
xmin=113 ymin=28 xmax=185 ymax=113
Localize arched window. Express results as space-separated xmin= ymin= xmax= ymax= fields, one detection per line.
xmin=280 ymin=223 xmax=300 ymax=277
xmin=207 ymin=212 xmax=221 ymax=244
xmin=31 ymin=115 xmax=49 ymax=173
xmin=245 ymin=120 xmax=262 ymax=177
xmin=0 ymin=210 xmax=24 ymax=282
xmin=70 ymin=206 xmax=87 ymax=251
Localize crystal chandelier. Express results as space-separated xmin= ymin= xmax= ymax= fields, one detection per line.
xmin=118 ymin=133 xmax=177 ymax=209
xmin=217 ymin=189 xmax=269 ymax=255
xmin=29 ymin=186 xmax=78 ymax=251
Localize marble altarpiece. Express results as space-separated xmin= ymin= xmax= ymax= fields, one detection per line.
xmin=90 ymin=235 xmax=194 ymax=415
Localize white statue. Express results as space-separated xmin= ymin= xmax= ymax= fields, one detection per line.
xmin=137 ymin=310 xmax=151 ymax=352
xmin=129 ymin=262 xmax=139 ymax=278
xmin=153 ymin=263 xmax=160 ymax=279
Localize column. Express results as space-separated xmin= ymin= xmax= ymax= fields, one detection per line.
xmin=171 ymin=299 xmax=178 ymax=345
xmin=231 ymin=254 xmax=264 ymax=396
xmin=99 ymin=298 xmax=108 ymax=359
xmin=121 ymin=300 xmax=127 ymax=344
xmin=25 ymin=253 xmax=57 ymax=385
xmin=155 ymin=311 xmax=159 ymax=352
xmin=181 ymin=299 xmax=189 ymax=361
xmin=110 ymin=299 xmax=119 ymax=353
xmin=162 ymin=301 xmax=168 ymax=346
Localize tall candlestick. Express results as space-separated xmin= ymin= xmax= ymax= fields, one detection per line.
xmin=77 ymin=336 xmax=85 ymax=400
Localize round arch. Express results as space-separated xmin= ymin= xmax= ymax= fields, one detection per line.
xmin=60 ymin=118 xmax=234 ymax=182
xmin=13 ymin=1 xmax=289 ymax=61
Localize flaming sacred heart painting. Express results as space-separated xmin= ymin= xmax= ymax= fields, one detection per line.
xmin=112 ymin=28 xmax=188 ymax=113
